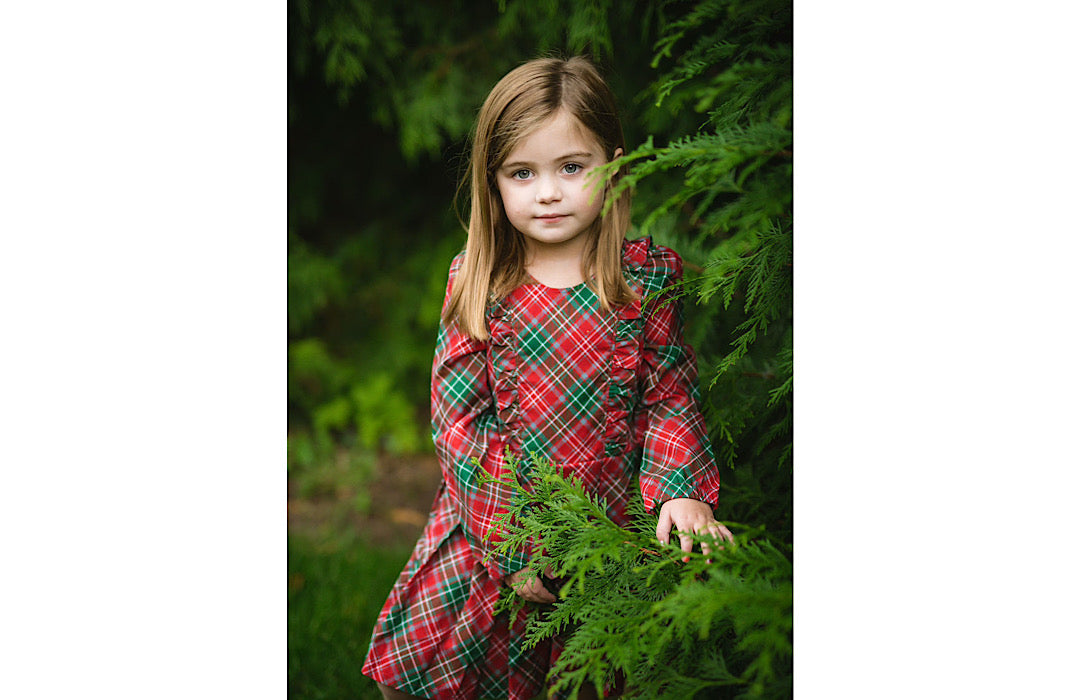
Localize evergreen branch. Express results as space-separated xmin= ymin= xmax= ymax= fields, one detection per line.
xmin=765 ymin=346 xmax=793 ymax=408
xmin=484 ymin=456 xmax=792 ymax=699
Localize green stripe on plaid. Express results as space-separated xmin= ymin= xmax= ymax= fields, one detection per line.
xmin=517 ymin=321 xmax=555 ymax=364
xmin=561 ymin=372 xmax=605 ymax=423
xmin=566 ymin=282 xmax=600 ymax=314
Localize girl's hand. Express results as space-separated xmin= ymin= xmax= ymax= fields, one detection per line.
xmin=505 ymin=568 xmax=557 ymax=604
xmin=657 ymin=498 xmax=734 ymax=558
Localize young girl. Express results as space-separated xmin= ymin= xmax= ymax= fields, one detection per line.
xmin=362 ymin=56 xmax=732 ymax=700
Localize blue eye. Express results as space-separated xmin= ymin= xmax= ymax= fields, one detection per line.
xmin=563 ymin=163 xmax=582 ymax=175
xmin=511 ymin=169 xmax=532 ymax=180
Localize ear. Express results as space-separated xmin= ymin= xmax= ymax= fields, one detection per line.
xmin=606 ymin=147 xmax=625 ymax=189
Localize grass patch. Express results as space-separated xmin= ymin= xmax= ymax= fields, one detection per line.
xmin=288 ymin=534 xmax=413 ymax=699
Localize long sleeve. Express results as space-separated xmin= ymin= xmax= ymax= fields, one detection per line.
xmin=430 ymin=256 xmax=530 ymax=581
xmin=636 ymin=244 xmax=721 ymax=512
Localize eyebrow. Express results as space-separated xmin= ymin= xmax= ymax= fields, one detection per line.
xmin=501 ymin=151 xmax=595 ymax=170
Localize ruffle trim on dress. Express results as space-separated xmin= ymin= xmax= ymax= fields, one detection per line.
xmin=486 ymin=297 xmax=521 ymax=457
xmin=602 ymin=238 xmax=650 ymax=457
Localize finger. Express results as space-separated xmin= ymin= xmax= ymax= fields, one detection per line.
xmin=520 ymin=588 xmax=541 ymax=603
xmin=533 ymin=579 xmax=557 ymax=600
xmin=701 ymin=522 xmax=723 ymax=558
xmin=678 ymin=531 xmax=693 ymax=554
xmin=656 ymin=509 xmax=673 ymax=545
xmin=509 ymin=575 xmax=530 ymax=599
xmin=537 ymin=580 xmax=557 ymax=603
xmin=524 ymin=576 xmax=556 ymax=604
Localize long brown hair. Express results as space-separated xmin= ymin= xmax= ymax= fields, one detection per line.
xmin=444 ymin=56 xmax=636 ymax=340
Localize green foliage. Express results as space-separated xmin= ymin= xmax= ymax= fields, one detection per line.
xmin=289 ymin=233 xmax=349 ymax=335
xmin=487 ymin=457 xmax=792 ymax=699
xmin=289 ymin=443 xmax=377 ymax=515
xmin=288 ymin=331 xmax=424 ymax=472
xmin=351 ymin=372 xmax=422 ymax=454
xmin=289 ymin=536 xmax=415 ymax=699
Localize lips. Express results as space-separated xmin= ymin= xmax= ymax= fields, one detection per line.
xmin=535 ymin=214 xmax=567 ymax=222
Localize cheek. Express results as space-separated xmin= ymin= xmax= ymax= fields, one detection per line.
xmin=575 ymin=183 xmax=605 ymax=217
xmin=500 ymin=189 xmax=527 ymax=219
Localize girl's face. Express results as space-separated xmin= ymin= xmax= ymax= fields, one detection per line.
xmin=495 ymin=109 xmax=621 ymax=259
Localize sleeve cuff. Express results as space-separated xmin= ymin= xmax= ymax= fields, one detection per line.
xmin=484 ymin=545 xmax=532 ymax=582
xmin=640 ymin=450 xmax=721 ymax=513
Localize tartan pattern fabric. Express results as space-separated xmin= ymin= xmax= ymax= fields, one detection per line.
xmin=363 ymin=237 xmax=720 ymax=699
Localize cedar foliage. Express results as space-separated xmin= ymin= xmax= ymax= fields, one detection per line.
xmin=487 ymin=456 xmax=792 ymax=699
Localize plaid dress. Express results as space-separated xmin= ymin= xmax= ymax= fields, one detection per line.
xmin=362 ymin=237 xmax=720 ymax=699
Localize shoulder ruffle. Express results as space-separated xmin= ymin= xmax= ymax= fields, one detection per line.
xmin=624 ymin=237 xmax=683 ymax=300
xmin=621 ymin=235 xmax=650 ymax=273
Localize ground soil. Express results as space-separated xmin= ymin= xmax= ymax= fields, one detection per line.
xmin=287 ymin=453 xmax=443 ymax=550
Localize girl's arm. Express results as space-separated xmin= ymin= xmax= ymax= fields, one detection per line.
xmin=637 ymin=244 xmax=728 ymax=548
xmin=431 ymin=257 xmax=531 ymax=582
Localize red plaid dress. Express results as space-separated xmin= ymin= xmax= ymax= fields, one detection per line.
xmin=362 ymin=237 xmax=720 ymax=699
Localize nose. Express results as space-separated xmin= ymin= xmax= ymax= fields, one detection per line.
xmin=535 ymin=175 xmax=562 ymax=204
